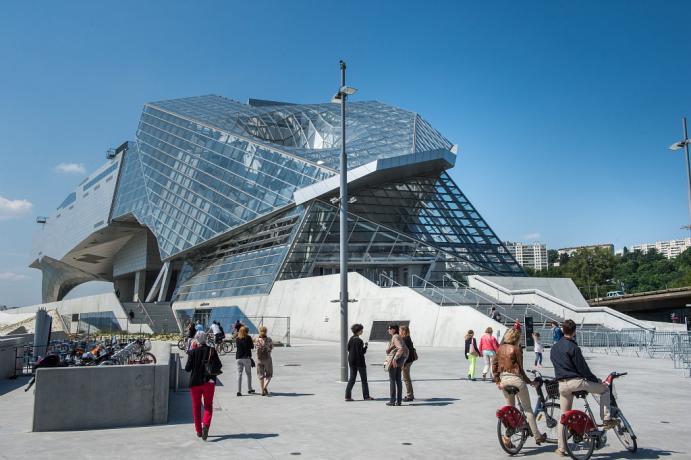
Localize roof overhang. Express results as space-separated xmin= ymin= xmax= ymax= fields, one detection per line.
xmin=293 ymin=148 xmax=456 ymax=205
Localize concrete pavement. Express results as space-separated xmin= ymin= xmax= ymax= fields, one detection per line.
xmin=0 ymin=339 xmax=689 ymax=459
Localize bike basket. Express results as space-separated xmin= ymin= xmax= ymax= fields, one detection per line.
xmin=545 ymin=380 xmax=560 ymax=400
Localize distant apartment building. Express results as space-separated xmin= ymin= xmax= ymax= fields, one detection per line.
xmin=505 ymin=242 xmax=548 ymax=271
xmin=557 ymin=243 xmax=615 ymax=257
xmin=631 ymin=238 xmax=691 ymax=259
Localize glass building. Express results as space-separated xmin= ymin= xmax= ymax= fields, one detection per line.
xmin=31 ymin=95 xmax=523 ymax=309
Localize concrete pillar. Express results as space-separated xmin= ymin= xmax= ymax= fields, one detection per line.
xmin=133 ymin=270 xmax=146 ymax=302
xmin=158 ymin=263 xmax=173 ymax=302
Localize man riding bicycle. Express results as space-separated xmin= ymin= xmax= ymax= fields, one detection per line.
xmin=550 ymin=319 xmax=615 ymax=457
xmin=209 ymin=321 xmax=224 ymax=345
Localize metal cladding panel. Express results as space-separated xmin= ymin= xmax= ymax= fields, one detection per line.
xmin=32 ymin=156 xmax=122 ymax=263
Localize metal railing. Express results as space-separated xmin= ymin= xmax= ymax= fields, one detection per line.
xmin=578 ymin=330 xmax=691 ymax=376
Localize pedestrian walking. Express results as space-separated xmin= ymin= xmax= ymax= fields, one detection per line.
xmin=384 ymin=324 xmax=409 ymax=406
xmin=533 ymin=332 xmax=543 ymax=368
xmin=255 ymin=326 xmax=273 ymax=396
xmin=186 ymin=320 xmax=196 ymax=352
xmin=400 ymin=325 xmax=417 ymax=401
xmin=464 ymin=329 xmax=480 ymax=381
xmin=235 ymin=326 xmax=255 ymax=396
xmin=195 ymin=321 xmax=204 ymax=332
xmin=490 ymin=306 xmax=499 ymax=321
xmin=492 ymin=328 xmax=546 ymax=448
xmin=479 ymin=326 xmax=500 ymax=381
xmin=184 ymin=331 xmax=222 ymax=441
xmin=345 ymin=323 xmax=374 ymax=401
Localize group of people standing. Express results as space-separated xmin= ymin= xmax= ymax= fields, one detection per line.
xmin=183 ymin=320 xmax=275 ymax=441
xmin=345 ymin=323 xmax=417 ymax=405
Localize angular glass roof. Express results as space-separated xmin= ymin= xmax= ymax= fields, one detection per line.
xmin=149 ymin=95 xmax=453 ymax=171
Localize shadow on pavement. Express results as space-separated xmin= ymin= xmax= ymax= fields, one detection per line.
xmin=268 ymin=392 xmax=315 ymax=397
xmin=0 ymin=376 xmax=31 ymax=396
xmin=591 ymin=448 xmax=681 ymax=459
xmin=209 ymin=433 xmax=279 ymax=442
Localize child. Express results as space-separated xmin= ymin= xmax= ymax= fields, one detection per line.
xmin=533 ymin=332 xmax=543 ymax=368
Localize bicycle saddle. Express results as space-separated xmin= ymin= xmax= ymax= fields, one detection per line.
xmin=503 ymin=386 xmax=520 ymax=395
xmin=573 ymin=390 xmax=589 ymax=399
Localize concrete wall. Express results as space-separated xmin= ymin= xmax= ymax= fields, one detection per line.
xmin=174 ymin=273 xmax=507 ymax=347
xmin=469 ymin=275 xmax=652 ymax=330
xmin=482 ymin=276 xmax=590 ymax=309
xmin=0 ymin=334 xmax=32 ymax=379
xmin=32 ymin=344 xmax=170 ymax=431
xmin=8 ymin=293 xmax=154 ymax=334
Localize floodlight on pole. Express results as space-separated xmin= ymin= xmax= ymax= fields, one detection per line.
xmin=669 ymin=117 xmax=691 ymax=233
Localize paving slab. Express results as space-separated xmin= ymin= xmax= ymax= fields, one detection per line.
xmin=0 ymin=339 xmax=688 ymax=459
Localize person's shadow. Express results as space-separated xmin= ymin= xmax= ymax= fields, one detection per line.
xmin=209 ymin=433 xmax=279 ymax=442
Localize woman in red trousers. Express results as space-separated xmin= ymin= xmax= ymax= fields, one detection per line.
xmin=185 ymin=331 xmax=222 ymax=440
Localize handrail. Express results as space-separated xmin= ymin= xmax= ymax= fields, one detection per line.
xmin=469 ymin=275 xmax=653 ymax=331
xmin=410 ymin=274 xmax=523 ymax=321
xmin=378 ymin=273 xmax=403 ymax=288
xmin=137 ymin=301 xmax=155 ymax=329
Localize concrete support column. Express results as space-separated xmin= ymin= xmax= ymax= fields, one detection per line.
xmin=158 ymin=263 xmax=173 ymax=302
xmin=133 ymin=270 xmax=146 ymax=302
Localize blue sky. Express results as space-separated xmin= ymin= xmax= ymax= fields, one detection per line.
xmin=1 ymin=1 xmax=691 ymax=306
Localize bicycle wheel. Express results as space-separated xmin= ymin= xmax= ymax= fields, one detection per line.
xmin=177 ymin=338 xmax=186 ymax=351
xmin=613 ymin=412 xmax=637 ymax=453
xmin=137 ymin=352 xmax=157 ymax=364
xmin=536 ymin=401 xmax=562 ymax=444
xmin=563 ymin=425 xmax=596 ymax=460
xmin=497 ymin=419 xmax=527 ymax=455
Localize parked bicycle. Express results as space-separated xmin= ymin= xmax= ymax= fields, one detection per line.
xmin=560 ymin=371 xmax=636 ymax=459
xmin=495 ymin=369 xmax=562 ymax=455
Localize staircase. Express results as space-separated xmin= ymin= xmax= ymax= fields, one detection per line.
xmin=406 ymin=275 xmax=612 ymax=333
xmin=121 ymin=302 xmax=179 ymax=334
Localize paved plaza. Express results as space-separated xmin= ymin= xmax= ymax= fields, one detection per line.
xmin=0 ymin=339 xmax=689 ymax=459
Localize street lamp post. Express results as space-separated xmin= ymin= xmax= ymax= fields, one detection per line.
xmin=669 ymin=117 xmax=691 ymax=232
xmin=332 ymin=60 xmax=358 ymax=382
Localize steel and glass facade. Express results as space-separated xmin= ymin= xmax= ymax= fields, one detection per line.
xmin=32 ymin=94 xmax=523 ymax=304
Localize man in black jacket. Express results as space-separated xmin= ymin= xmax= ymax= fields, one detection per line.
xmin=551 ymin=319 xmax=614 ymax=456
xmin=345 ymin=323 xmax=374 ymax=401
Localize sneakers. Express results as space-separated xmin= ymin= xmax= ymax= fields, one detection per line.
xmin=364 ymin=396 xmax=375 ymax=400
xmin=345 ymin=397 xmax=354 ymax=402
xmin=248 ymin=389 xmax=256 ymax=394
xmin=236 ymin=392 xmax=242 ymax=397
xmin=196 ymin=431 xmax=202 ymax=438
xmin=403 ymin=396 xmax=414 ymax=402
xmin=201 ymin=425 xmax=209 ymax=441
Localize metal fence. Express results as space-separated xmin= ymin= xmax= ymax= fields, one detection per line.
xmin=577 ymin=329 xmax=691 ymax=377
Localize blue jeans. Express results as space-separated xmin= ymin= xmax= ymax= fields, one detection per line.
xmin=389 ymin=364 xmax=403 ymax=403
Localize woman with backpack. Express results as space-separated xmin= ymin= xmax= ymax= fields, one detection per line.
xmin=400 ymin=325 xmax=417 ymax=402
xmin=254 ymin=326 xmax=274 ymax=396
xmin=184 ymin=331 xmax=222 ymax=441
xmin=464 ymin=329 xmax=480 ymax=381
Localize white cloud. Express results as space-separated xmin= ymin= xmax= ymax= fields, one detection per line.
xmin=0 ymin=271 xmax=30 ymax=282
xmin=55 ymin=163 xmax=86 ymax=174
xmin=0 ymin=196 xmax=33 ymax=221
xmin=523 ymin=232 xmax=542 ymax=241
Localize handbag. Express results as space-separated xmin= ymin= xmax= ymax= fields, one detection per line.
xmin=250 ymin=357 xmax=256 ymax=368
xmin=411 ymin=349 xmax=419 ymax=362
xmin=384 ymin=351 xmax=395 ymax=371
xmin=204 ymin=347 xmax=223 ymax=376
